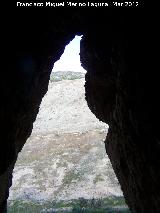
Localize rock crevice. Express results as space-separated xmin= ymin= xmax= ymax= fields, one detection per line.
xmin=1 ymin=8 xmax=159 ymax=213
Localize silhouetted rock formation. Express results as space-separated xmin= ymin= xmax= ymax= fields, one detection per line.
xmin=1 ymin=6 xmax=159 ymax=213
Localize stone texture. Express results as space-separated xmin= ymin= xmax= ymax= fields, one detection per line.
xmin=1 ymin=7 xmax=159 ymax=213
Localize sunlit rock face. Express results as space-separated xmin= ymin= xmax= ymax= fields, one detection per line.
xmin=1 ymin=8 xmax=159 ymax=213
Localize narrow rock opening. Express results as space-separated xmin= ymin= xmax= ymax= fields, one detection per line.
xmin=8 ymin=35 xmax=128 ymax=212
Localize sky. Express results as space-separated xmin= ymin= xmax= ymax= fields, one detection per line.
xmin=52 ymin=35 xmax=86 ymax=73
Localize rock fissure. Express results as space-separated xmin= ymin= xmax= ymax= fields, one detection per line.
xmin=1 ymin=8 xmax=159 ymax=213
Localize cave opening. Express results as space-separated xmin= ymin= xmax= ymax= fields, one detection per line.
xmin=7 ymin=35 xmax=128 ymax=212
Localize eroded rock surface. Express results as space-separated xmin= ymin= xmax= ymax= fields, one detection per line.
xmin=1 ymin=7 xmax=159 ymax=213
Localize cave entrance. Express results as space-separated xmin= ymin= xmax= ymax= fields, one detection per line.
xmin=8 ymin=35 xmax=125 ymax=212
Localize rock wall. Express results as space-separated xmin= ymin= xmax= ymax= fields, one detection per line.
xmin=1 ymin=7 xmax=159 ymax=213
xmin=80 ymin=10 xmax=160 ymax=212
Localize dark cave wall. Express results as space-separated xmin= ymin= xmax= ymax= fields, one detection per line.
xmin=80 ymin=12 xmax=160 ymax=212
xmin=0 ymin=9 xmax=80 ymax=211
xmin=1 ymin=7 xmax=159 ymax=213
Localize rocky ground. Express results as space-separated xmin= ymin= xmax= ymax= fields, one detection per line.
xmin=8 ymin=72 xmax=129 ymax=212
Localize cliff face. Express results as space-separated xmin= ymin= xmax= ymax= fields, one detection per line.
xmin=1 ymin=7 xmax=159 ymax=213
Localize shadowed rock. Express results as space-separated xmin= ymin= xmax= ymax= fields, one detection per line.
xmin=1 ymin=6 xmax=159 ymax=213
